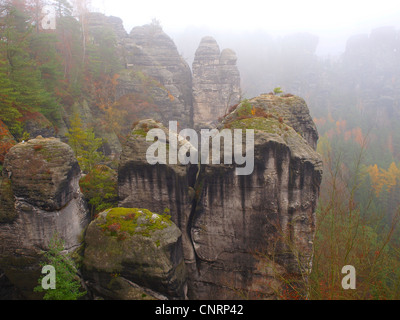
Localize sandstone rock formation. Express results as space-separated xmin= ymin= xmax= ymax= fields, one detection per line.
xmin=84 ymin=18 xmax=243 ymax=133
xmin=117 ymin=95 xmax=322 ymax=300
xmin=116 ymin=23 xmax=194 ymax=128
xmin=0 ymin=137 xmax=90 ymax=299
xmin=190 ymin=94 xmax=322 ymax=299
xmin=18 ymin=109 xmax=56 ymax=139
xmin=118 ymin=120 xmax=198 ymax=277
xmin=82 ymin=208 xmax=187 ymax=300
xmin=223 ymin=94 xmax=320 ymax=150
xmin=192 ymin=36 xmax=241 ymax=127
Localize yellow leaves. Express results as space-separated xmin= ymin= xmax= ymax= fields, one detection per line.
xmin=367 ymin=162 xmax=400 ymax=196
xmin=111 ymin=73 xmax=120 ymax=86
xmin=317 ymin=135 xmax=332 ymax=157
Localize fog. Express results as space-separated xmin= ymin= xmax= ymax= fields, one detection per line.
xmin=91 ymin=0 xmax=400 ymax=57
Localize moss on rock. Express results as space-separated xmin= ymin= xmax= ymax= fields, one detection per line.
xmin=83 ymin=207 xmax=187 ymax=300
xmin=99 ymin=207 xmax=172 ymax=239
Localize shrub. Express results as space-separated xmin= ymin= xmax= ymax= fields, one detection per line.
xmin=79 ymin=165 xmax=118 ymax=218
xmin=34 ymin=235 xmax=87 ymax=300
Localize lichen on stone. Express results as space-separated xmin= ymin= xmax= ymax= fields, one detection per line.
xmin=99 ymin=207 xmax=172 ymax=239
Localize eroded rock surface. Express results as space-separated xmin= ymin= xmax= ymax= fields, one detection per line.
xmin=192 ymin=36 xmax=241 ymax=127
xmin=190 ymin=96 xmax=322 ymax=298
xmin=82 ymin=208 xmax=187 ymax=300
xmin=117 ymin=24 xmax=194 ymax=128
xmin=118 ymin=95 xmax=322 ymax=300
xmin=118 ymin=120 xmax=198 ymax=276
xmin=0 ymin=137 xmax=90 ymax=299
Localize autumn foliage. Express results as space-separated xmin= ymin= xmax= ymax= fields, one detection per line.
xmin=0 ymin=120 xmax=16 ymax=163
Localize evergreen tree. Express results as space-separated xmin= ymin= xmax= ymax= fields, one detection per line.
xmin=34 ymin=235 xmax=86 ymax=300
xmin=66 ymin=112 xmax=104 ymax=173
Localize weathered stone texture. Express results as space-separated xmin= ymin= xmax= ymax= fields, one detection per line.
xmin=0 ymin=137 xmax=90 ymax=299
xmin=117 ymin=24 xmax=194 ymax=128
xmin=117 ymin=96 xmax=322 ymax=300
xmin=192 ymin=36 xmax=241 ymax=127
xmin=82 ymin=208 xmax=187 ymax=300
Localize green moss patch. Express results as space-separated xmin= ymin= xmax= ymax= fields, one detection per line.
xmin=99 ymin=208 xmax=172 ymax=239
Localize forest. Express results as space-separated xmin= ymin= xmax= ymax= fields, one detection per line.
xmin=0 ymin=0 xmax=400 ymax=300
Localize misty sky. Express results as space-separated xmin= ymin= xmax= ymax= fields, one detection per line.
xmin=90 ymin=0 xmax=400 ymax=55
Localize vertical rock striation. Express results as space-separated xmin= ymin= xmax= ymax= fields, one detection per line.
xmin=0 ymin=137 xmax=90 ymax=299
xmin=192 ymin=36 xmax=241 ymax=127
xmin=118 ymin=120 xmax=199 ymax=277
xmin=189 ymin=95 xmax=322 ymax=299
xmin=117 ymin=24 xmax=194 ymax=128
xmin=118 ymin=95 xmax=322 ymax=300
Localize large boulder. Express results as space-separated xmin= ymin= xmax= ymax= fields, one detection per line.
xmin=82 ymin=208 xmax=187 ymax=300
xmin=0 ymin=137 xmax=90 ymax=299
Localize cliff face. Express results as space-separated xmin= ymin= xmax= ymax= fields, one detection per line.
xmin=192 ymin=37 xmax=241 ymax=127
xmin=116 ymin=24 xmax=194 ymax=128
xmin=190 ymin=95 xmax=322 ymax=299
xmin=118 ymin=95 xmax=322 ymax=299
xmin=0 ymin=15 xmax=322 ymax=300
xmin=0 ymin=137 xmax=90 ymax=298
xmin=118 ymin=120 xmax=198 ymax=275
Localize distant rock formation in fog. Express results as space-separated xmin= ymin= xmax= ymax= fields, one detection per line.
xmin=192 ymin=36 xmax=241 ymax=127
xmin=115 ymin=22 xmax=194 ymax=128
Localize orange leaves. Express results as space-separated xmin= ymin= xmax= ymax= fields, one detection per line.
xmin=168 ymin=91 xmax=175 ymax=102
xmin=0 ymin=120 xmax=16 ymax=164
xmin=335 ymin=119 xmax=347 ymax=134
xmin=352 ymin=127 xmax=364 ymax=146
xmin=367 ymin=162 xmax=400 ymax=196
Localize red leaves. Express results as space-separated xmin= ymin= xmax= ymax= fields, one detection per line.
xmin=0 ymin=120 xmax=16 ymax=163
xmin=107 ymin=222 xmax=121 ymax=234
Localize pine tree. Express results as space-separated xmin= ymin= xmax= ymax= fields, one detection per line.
xmin=34 ymin=235 xmax=86 ymax=300
xmin=66 ymin=112 xmax=104 ymax=173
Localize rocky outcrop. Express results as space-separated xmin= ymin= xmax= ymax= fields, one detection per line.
xmin=192 ymin=36 xmax=241 ymax=127
xmin=82 ymin=208 xmax=187 ymax=300
xmin=223 ymin=94 xmax=319 ymax=150
xmin=0 ymin=137 xmax=90 ymax=299
xmin=118 ymin=120 xmax=198 ymax=277
xmin=117 ymin=24 xmax=194 ymax=128
xmin=19 ymin=109 xmax=56 ymax=139
xmin=85 ymin=18 xmax=243 ymax=132
xmin=190 ymin=94 xmax=322 ymax=299
xmin=118 ymin=95 xmax=322 ymax=300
